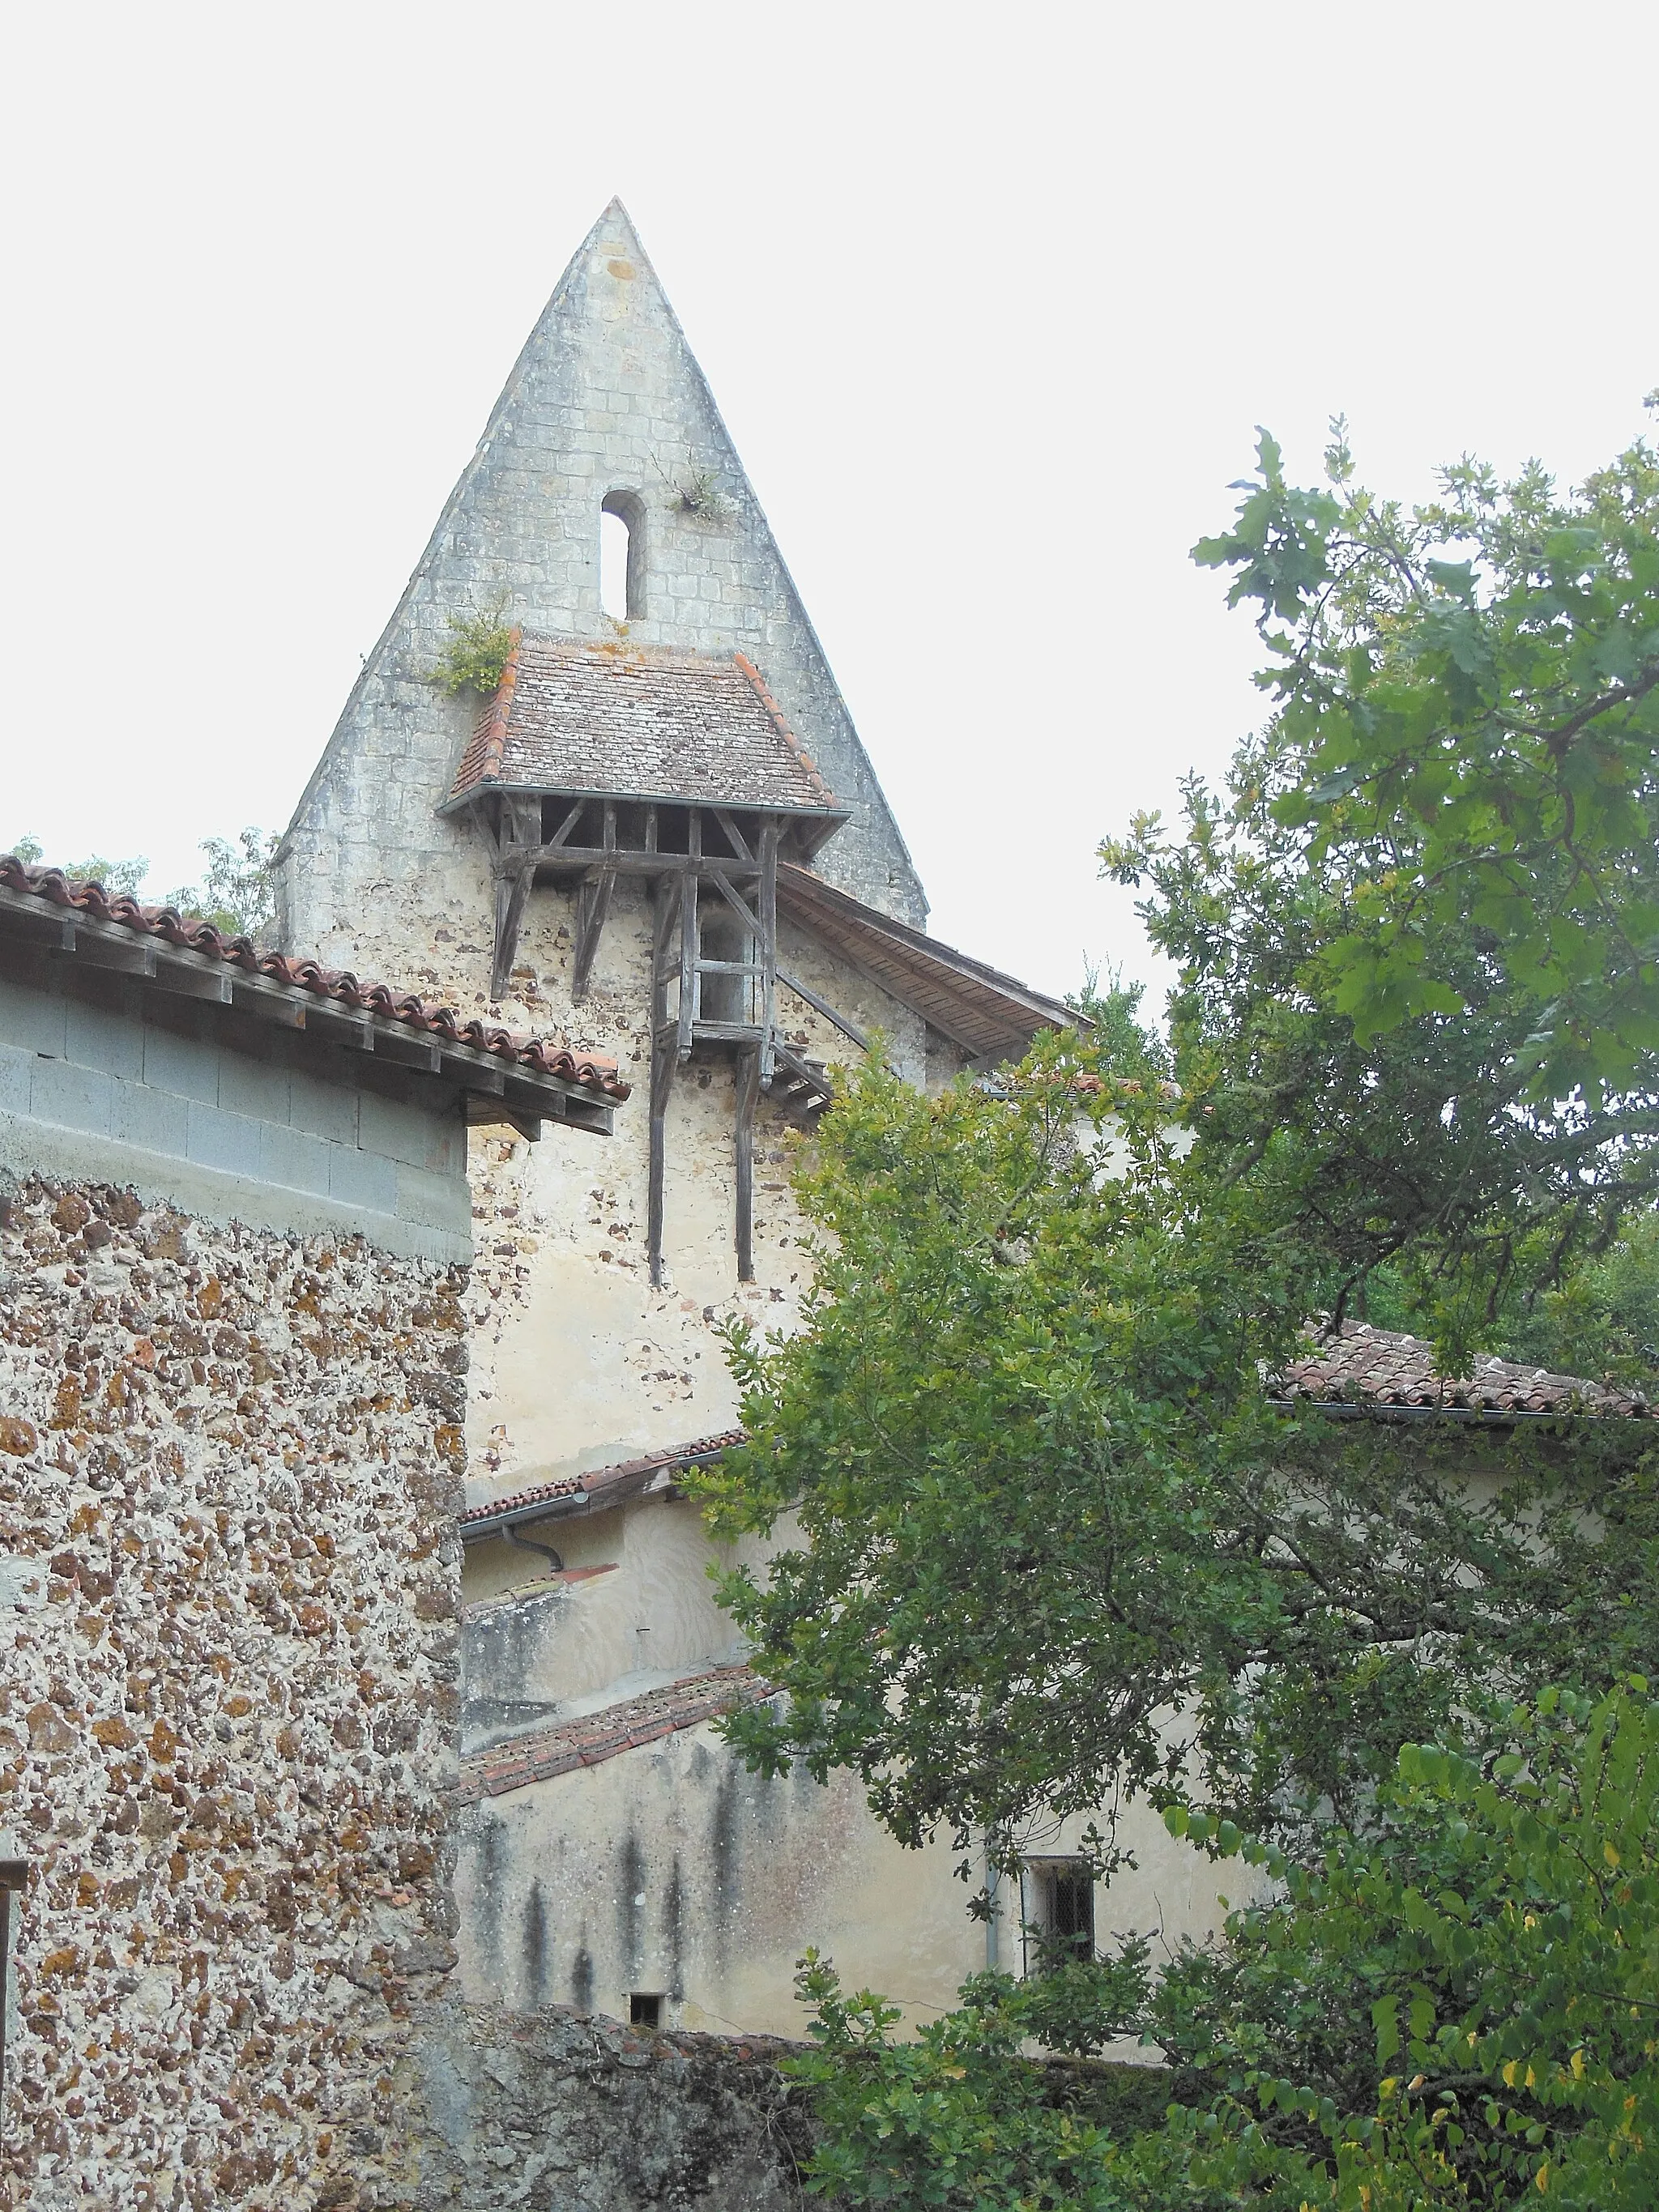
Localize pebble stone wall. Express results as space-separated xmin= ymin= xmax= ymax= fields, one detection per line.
xmin=0 ymin=1171 xmax=467 ymax=2210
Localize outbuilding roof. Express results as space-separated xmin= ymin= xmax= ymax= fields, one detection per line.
xmin=460 ymin=1430 xmax=744 ymax=1541
xmin=455 ymin=1664 xmax=771 ymax=1801
xmin=446 ymin=637 xmax=843 ymax=820
xmin=1279 ymin=1321 xmax=1653 ymax=1420
xmin=0 ymin=858 xmax=630 ymax=1119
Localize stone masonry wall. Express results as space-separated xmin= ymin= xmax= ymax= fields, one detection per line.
xmin=0 ymin=1172 xmax=467 ymax=2210
xmin=408 ymin=2001 xmax=811 ymax=2209
xmin=277 ymin=198 xmax=924 ymax=974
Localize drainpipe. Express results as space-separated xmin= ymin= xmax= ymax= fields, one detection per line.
xmin=984 ymin=1832 xmax=1003 ymax=1972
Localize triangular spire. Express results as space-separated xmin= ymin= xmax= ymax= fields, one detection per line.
xmin=279 ymin=202 xmax=923 ymax=968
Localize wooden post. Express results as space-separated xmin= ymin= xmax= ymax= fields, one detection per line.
xmin=570 ymin=868 xmax=616 ymax=1004
xmin=648 ymin=879 xmax=678 ymax=1288
xmin=735 ymin=1043 xmax=761 ymax=1282
xmin=677 ymin=863 xmax=698 ymax=1064
xmin=490 ymin=860 xmax=535 ymax=1000
xmin=757 ymin=816 xmax=779 ymax=1085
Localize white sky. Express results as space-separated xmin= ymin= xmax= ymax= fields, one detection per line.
xmin=2 ymin=2 xmax=1654 ymax=1010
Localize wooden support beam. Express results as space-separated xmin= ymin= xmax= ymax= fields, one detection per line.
xmin=148 ymin=957 xmax=234 ymax=1005
xmin=712 ymin=808 xmax=754 ymax=864
xmin=708 ymin=870 xmax=764 ymax=941
xmin=53 ymin=933 xmax=156 ymax=978
xmin=527 ymin=846 xmax=761 ymax=880
xmin=648 ymin=878 xmax=679 ymax=1288
xmin=546 ymin=799 xmax=586 ymax=850
xmin=758 ymin=817 xmax=779 ymax=1086
xmin=735 ymin=1042 xmax=761 ymax=1283
xmin=570 ymin=867 xmax=616 ymax=1004
xmin=491 ymin=859 xmax=535 ymax=1000
xmin=466 ymin=1094 xmax=543 ymax=1143
xmin=677 ymin=872 xmax=698 ymax=1063
xmin=776 ymin=969 xmax=872 ymax=1053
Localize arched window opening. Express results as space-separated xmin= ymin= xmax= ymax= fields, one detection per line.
xmin=600 ymin=490 xmax=646 ymax=620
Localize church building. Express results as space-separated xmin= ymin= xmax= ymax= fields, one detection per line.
xmin=275 ymin=201 xmax=1135 ymax=2039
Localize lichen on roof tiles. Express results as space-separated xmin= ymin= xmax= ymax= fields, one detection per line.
xmin=455 ymin=1664 xmax=772 ymax=1802
xmin=447 ymin=638 xmax=841 ymax=815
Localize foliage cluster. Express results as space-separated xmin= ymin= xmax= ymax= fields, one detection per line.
xmin=4 ymin=828 xmax=279 ymax=942
xmin=430 ymin=602 xmax=518 ymax=696
xmin=702 ymin=405 xmax=1659 ymax=2207
xmin=5 ymin=831 xmax=148 ymax=897
xmin=166 ymin=826 xmax=279 ymax=942
xmin=787 ymin=1686 xmax=1659 ymax=2209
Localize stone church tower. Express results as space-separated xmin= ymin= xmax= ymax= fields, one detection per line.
xmin=279 ymin=198 xmax=924 ymax=969
xmin=275 ymin=203 xmax=1084 ymax=2039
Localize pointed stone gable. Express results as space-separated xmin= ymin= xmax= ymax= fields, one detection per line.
xmin=277 ymin=200 xmax=924 ymax=978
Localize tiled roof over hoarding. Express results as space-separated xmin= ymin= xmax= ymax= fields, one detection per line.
xmin=446 ymin=638 xmax=842 ymax=817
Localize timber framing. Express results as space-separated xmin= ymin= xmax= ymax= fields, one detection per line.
xmin=471 ymin=787 xmax=851 ymax=1281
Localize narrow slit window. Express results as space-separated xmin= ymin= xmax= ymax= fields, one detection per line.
xmin=600 ymin=490 xmax=646 ymax=620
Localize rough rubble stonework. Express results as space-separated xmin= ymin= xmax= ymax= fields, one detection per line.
xmin=0 ymin=1173 xmax=466 ymax=2209
xmin=408 ymin=2002 xmax=812 ymax=2208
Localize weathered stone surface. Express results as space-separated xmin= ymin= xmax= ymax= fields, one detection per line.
xmin=403 ymin=2001 xmax=812 ymax=2210
xmin=276 ymin=197 xmax=926 ymax=989
xmin=0 ymin=1174 xmax=465 ymax=2208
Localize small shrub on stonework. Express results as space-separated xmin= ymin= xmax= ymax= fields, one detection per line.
xmin=431 ymin=603 xmax=518 ymax=697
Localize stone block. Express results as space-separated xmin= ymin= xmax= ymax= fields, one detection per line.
xmin=328 ymin=1144 xmax=399 ymax=1215
xmin=111 ymin=1076 xmax=184 ymax=1157
xmin=0 ymin=1042 xmax=32 ymax=1115
xmin=64 ymin=998 xmax=144 ymax=1081
xmin=258 ymin=1121 xmax=335 ymax=1198
xmin=359 ymin=1088 xmax=450 ymax=1170
xmin=218 ymin=1049 xmax=292 ymax=1127
xmin=0 ymin=971 xmax=66 ymax=1057
xmin=290 ymin=1068 xmax=360 ymax=1147
xmin=32 ymin=1057 xmax=113 ymax=1136
xmin=142 ymin=1025 xmax=220 ymax=1104
xmin=394 ymin=1161 xmax=471 ymax=1234
xmin=185 ymin=1100 xmax=264 ymax=1181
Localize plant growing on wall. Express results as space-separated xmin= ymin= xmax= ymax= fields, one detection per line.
xmin=674 ymin=467 xmax=732 ymax=524
xmin=430 ymin=601 xmax=518 ymax=696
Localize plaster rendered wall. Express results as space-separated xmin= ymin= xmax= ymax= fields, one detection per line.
xmin=0 ymin=1174 xmax=466 ymax=2210
xmin=452 ymin=873 xmax=938 ymax=1498
xmin=276 ymin=198 xmax=923 ymax=972
xmin=0 ymin=949 xmax=471 ymax=1264
xmin=453 ymin=1716 xmax=986 ymax=2042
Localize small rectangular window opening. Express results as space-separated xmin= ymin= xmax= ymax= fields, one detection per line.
xmin=1023 ymin=1858 xmax=1095 ymax=1973
xmin=629 ymin=1991 xmax=663 ymax=2028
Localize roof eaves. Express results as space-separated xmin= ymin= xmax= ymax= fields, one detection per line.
xmin=460 ymin=1429 xmax=745 ymax=1541
xmin=0 ymin=863 xmax=630 ymax=1122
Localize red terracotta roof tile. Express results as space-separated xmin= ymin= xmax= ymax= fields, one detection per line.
xmin=446 ymin=638 xmax=842 ymax=816
xmin=460 ymin=1429 xmax=746 ymax=1536
xmin=454 ymin=1664 xmax=771 ymax=1802
xmin=0 ymin=856 xmax=629 ymax=1102
xmin=1280 ymin=1322 xmax=1652 ymax=1419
